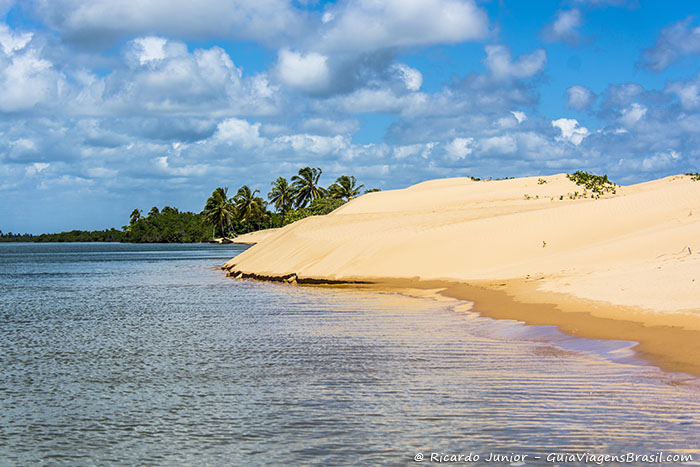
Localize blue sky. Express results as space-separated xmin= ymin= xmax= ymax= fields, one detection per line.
xmin=1 ymin=0 xmax=699 ymax=233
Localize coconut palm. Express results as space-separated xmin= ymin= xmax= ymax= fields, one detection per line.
xmin=129 ymin=208 xmax=142 ymax=226
xmin=204 ymin=187 xmax=236 ymax=238
xmin=328 ymin=175 xmax=364 ymax=202
xmin=234 ymin=185 xmax=265 ymax=232
xmin=291 ymin=166 xmax=326 ymax=208
xmin=268 ymin=177 xmax=294 ymax=215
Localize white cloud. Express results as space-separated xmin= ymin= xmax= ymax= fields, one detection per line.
xmin=132 ymin=36 xmax=168 ymax=65
xmin=552 ymin=118 xmax=589 ymax=145
xmin=0 ymin=46 xmax=60 ymax=112
xmin=667 ymin=75 xmax=700 ymax=110
xmin=0 ymin=23 xmax=32 ymax=55
xmin=29 ymin=0 xmax=306 ymax=47
xmin=511 ymin=111 xmax=527 ymax=123
xmin=324 ymin=88 xmax=427 ymax=115
xmin=393 ymin=142 xmax=437 ymax=160
xmin=620 ymin=102 xmax=647 ymax=126
xmin=479 ymin=135 xmax=517 ymax=155
xmin=618 ymin=150 xmax=682 ymax=172
xmin=641 ymin=150 xmax=680 ymax=171
xmin=25 ymin=162 xmax=49 ymax=176
xmin=542 ymin=9 xmax=582 ymax=45
xmin=275 ymin=48 xmax=330 ymax=92
xmin=275 ymin=134 xmax=349 ymax=155
xmin=566 ymin=85 xmax=595 ymax=110
xmin=444 ymin=137 xmax=474 ymax=159
xmin=75 ymin=40 xmax=277 ymax=117
xmin=393 ymin=64 xmax=423 ymax=91
xmin=214 ymin=118 xmax=264 ymax=148
xmin=484 ymin=45 xmax=547 ymax=80
xmin=155 ymin=156 xmax=208 ymax=177
xmin=318 ymin=0 xmax=489 ymax=53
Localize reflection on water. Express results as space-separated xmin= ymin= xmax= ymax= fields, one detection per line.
xmin=1 ymin=242 xmax=699 ymax=465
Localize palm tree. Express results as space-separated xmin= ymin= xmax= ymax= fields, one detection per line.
xmin=129 ymin=208 xmax=142 ymax=226
xmin=234 ymin=185 xmax=265 ymax=232
xmin=204 ymin=187 xmax=236 ymax=238
xmin=291 ymin=166 xmax=326 ymax=208
xmin=268 ymin=177 xmax=294 ymax=216
xmin=328 ymin=175 xmax=364 ymax=202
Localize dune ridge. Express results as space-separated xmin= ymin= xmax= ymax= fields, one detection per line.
xmin=223 ymin=173 xmax=700 ymax=374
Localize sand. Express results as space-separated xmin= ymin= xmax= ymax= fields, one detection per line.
xmin=223 ymin=174 xmax=700 ymax=375
xmin=231 ymin=228 xmax=281 ymax=244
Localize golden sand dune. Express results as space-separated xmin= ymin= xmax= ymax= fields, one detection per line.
xmin=224 ymin=174 xmax=700 ymax=374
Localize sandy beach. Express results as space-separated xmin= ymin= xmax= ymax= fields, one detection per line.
xmin=223 ymin=174 xmax=700 ymax=375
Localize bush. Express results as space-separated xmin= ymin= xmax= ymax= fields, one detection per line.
xmin=283 ymin=198 xmax=346 ymax=225
xmin=566 ymin=171 xmax=617 ymax=196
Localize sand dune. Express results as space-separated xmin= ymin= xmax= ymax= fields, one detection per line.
xmin=223 ymin=173 xmax=700 ymax=373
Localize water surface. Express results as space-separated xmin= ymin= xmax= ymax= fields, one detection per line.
xmin=1 ymin=242 xmax=699 ymax=465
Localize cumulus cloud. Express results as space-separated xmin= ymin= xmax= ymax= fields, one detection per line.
xmin=275 ymin=134 xmax=349 ymax=156
xmin=318 ymin=0 xmax=489 ymax=53
xmin=542 ymin=9 xmax=583 ymax=45
xmin=323 ymin=88 xmax=428 ymax=115
xmin=393 ymin=64 xmax=423 ymax=91
xmin=0 ymin=40 xmax=62 ymax=112
xmin=213 ymin=118 xmax=264 ymax=148
xmin=618 ymin=150 xmax=682 ymax=172
xmin=131 ymin=36 xmax=169 ymax=65
xmin=28 ymin=0 xmax=306 ymax=48
xmin=640 ymin=17 xmax=700 ymax=71
xmin=77 ymin=38 xmax=279 ymax=117
xmin=444 ymin=137 xmax=474 ymax=160
xmin=566 ymin=85 xmax=596 ymax=110
xmin=0 ymin=23 xmax=32 ymax=55
xmin=275 ymin=49 xmax=330 ymax=93
xmin=484 ymin=45 xmax=547 ymax=80
xmin=619 ymin=102 xmax=647 ymax=127
xmin=479 ymin=135 xmax=517 ymax=155
xmin=667 ymin=74 xmax=700 ymax=110
xmin=552 ymin=118 xmax=589 ymax=145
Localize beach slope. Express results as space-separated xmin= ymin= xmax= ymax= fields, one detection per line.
xmin=223 ymin=174 xmax=700 ymax=374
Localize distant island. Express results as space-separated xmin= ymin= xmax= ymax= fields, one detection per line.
xmin=0 ymin=166 xmax=377 ymax=243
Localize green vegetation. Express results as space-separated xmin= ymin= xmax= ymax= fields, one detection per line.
xmin=200 ymin=167 xmax=378 ymax=237
xmin=538 ymin=178 xmax=547 ymax=184
xmin=283 ymin=197 xmax=346 ymax=226
xmin=686 ymin=173 xmax=700 ymax=181
xmin=566 ymin=171 xmax=617 ymax=196
xmin=0 ymin=229 xmax=125 ymax=242
xmin=2 ymin=166 xmax=377 ymax=243
xmin=125 ymin=206 xmax=211 ymax=243
xmin=469 ymin=176 xmax=515 ymax=181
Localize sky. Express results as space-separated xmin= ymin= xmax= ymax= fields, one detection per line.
xmin=1 ymin=0 xmax=699 ymax=233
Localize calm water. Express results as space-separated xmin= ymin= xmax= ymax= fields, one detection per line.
xmin=1 ymin=242 xmax=700 ymax=466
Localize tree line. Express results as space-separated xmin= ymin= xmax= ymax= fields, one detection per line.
xmin=0 ymin=167 xmax=375 ymax=243
xmin=201 ymin=166 xmax=377 ymax=238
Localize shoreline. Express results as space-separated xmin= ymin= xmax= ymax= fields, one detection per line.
xmin=374 ymin=277 xmax=700 ymax=377
xmin=222 ymin=269 xmax=700 ymax=377
xmin=221 ymin=173 xmax=700 ymax=377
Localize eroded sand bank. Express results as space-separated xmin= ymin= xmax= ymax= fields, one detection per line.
xmin=223 ymin=174 xmax=700 ymax=374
